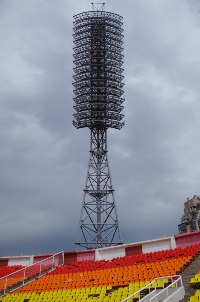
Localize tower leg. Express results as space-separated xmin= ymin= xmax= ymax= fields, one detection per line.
xmin=76 ymin=128 xmax=122 ymax=249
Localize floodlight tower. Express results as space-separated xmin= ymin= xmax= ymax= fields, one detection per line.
xmin=73 ymin=2 xmax=125 ymax=249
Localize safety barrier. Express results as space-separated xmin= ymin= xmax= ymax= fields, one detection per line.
xmin=0 ymin=251 xmax=64 ymax=297
xmin=121 ymin=275 xmax=184 ymax=302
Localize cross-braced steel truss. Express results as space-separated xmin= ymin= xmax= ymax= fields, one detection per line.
xmin=76 ymin=128 xmax=122 ymax=249
xmin=73 ymin=5 xmax=125 ymax=249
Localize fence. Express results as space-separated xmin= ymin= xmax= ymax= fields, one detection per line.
xmin=121 ymin=275 xmax=183 ymax=302
xmin=0 ymin=251 xmax=64 ymax=297
xmin=150 ymin=275 xmax=183 ymax=302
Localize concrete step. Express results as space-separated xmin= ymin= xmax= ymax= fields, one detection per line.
xmin=179 ymin=253 xmax=200 ymax=302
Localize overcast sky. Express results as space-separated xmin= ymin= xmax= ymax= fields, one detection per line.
xmin=1 ymin=0 xmax=200 ymax=256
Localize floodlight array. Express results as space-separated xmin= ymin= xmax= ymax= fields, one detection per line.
xmin=73 ymin=11 xmax=125 ymax=130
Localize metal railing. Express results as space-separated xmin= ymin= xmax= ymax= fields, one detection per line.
xmin=150 ymin=275 xmax=183 ymax=302
xmin=121 ymin=275 xmax=183 ymax=302
xmin=0 ymin=251 xmax=64 ymax=297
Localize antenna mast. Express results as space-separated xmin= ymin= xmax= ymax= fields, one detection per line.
xmin=91 ymin=2 xmax=105 ymax=11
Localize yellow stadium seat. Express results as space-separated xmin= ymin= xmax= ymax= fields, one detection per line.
xmin=190 ymin=296 xmax=199 ymax=302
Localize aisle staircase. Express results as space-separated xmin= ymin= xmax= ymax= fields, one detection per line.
xmin=1 ymin=244 xmax=200 ymax=302
xmin=121 ymin=275 xmax=184 ymax=302
xmin=0 ymin=252 xmax=64 ymax=297
xmin=179 ymin=253 xmax=200 ymax=302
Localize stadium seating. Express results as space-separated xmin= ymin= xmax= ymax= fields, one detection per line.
xmin=1 ymin=244 xmax=200 ymax=302
xmin=0 ymin=266 xmax=24 ymax=278
xmin=190 ymin=271 xmax=200 ymax=286
xmin=188 ymin=269 xmax=200 ymax=301
xmin=189 ymin=290 xmax=200 ymax=302
xmin=0 ymin=266 xmax=25 ymax=297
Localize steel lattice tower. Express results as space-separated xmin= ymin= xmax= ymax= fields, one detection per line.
xmin=73 ymin=3 xmax=125 ymax=249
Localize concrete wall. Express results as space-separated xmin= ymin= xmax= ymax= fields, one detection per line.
xmin=175 ymin=230 xmax=200 ymax=247
xmin=33 ymin=254 xmax=52 ymax=264
xmin=95 ymin=236 xmax=176 ymax=260
xmin=2 ymin=231 xmax=200 ymax=266
xmin=77 ymin=250 xmax=95 ymax=261
xmin=8 ymin=256 xmax=33 ymax=266
xmin=142 ymin=237 xmax=175 ymax=253
xmin=95 ymin=245 xmax=125 ymax=260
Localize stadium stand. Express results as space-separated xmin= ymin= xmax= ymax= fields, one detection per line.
xmin=0 ymin=266 xmax=24 ymax=278
xmin=0 ymin=252 xmax=63 ymax=298
xmin=187 ymin=270 xmax=200 ymax=302
xmin=176 ymin=252 xmax=200 ymax=302
xmin=189 ymin=291 xmax=200 ymax=302
xmin=0 ymin=244 xmax=200 ymax=302
xmin=189 ymin=271 xmax=200 ymax=286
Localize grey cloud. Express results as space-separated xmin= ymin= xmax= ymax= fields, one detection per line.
xmin=0 ymin=0 xmax=200 ymax=256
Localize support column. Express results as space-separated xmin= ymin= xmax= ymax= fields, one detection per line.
xmin=76 ymin=128 xmax=122 ymax=249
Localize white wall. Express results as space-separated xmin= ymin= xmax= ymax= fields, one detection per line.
xmin=8 ymin=256 xmax=33 ymax=266
xmin=95 ymin=236 xmax=176 ymax=261
xmin=142 ymin=238 xmax=172 ymax=253
xmin=171 ymin=236 xmax=176 ymax=249
xmin=96 ymin=246 xmax=125 ymax=260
